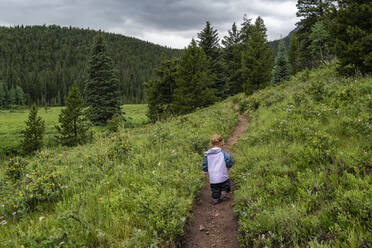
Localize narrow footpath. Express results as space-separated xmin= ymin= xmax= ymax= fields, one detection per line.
xmin=183 ymin=114 xmax=249 ymax=248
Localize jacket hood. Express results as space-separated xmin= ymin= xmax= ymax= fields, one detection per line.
xmin=204 ymin=148 xmax=222 ymax=156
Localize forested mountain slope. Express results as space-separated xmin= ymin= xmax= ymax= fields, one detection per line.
xmin=0 ymin=25 xmax=182 ymax=105
xmin=270 ymin=29 xmax=294 ymax=55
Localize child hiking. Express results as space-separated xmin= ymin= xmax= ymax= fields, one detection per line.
xmin=202 ymin=134 xmax=234 ymax=204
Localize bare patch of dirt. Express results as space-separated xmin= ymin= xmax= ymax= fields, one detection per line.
xmin=182 ymin=114 xmax=249 ymax=248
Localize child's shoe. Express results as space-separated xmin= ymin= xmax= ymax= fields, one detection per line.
xmin=221 ymin=191 xmax=230 ymax=200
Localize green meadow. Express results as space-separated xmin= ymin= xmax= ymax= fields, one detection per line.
xmin=0 ymin=104 xmax=148 ymax=157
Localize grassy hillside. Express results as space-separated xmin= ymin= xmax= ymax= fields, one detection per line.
xmin=0 ymin=99 xmax=238 ymax=247
xmin=232 ymin=64 xmax=371 ymax=247
xmin=0 ymin=104 xmax=149 ymax=158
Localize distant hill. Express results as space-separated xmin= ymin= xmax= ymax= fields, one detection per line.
xmin=0 ymin=25 xmax=182 ymax=105
xmin=270 ymin=29 xmax=295 ymax=56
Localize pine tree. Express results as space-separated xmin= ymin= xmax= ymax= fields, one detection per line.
xmin=288 ymin=32 xmax=302 ymax=74
xmin=296 ymin=0 xmax=334 ymax=33
xmin=197 ymin=21 xmax=220 ymax=60
xmin=21 ymin=104 xmax=45 ymax=154
xmin=239 ymin=15 xmax=255 ymax=43
xmin=9 ymin=87 xmax=16 ymax=105
xmin=85 ymin=32 xmax=121 ymax=125
xmin=222 ymin=23 xmax=244 ymax=95
xmin=309 ymin=20 xmax=332 ymax=65
xmin=0 ymin=80 xmax=6 ymax=107
xmin=332 ymin=0 xmax=372 ymax=75
xmin=240 ymin=17 xmax=274 ymax=95
xmin=272 ymin=40 xmax=291 ymax=85
xmin=197 ymin=21 xmax=226 ymax=98
xmin=56 ymin=82 xmax=91 ymax=146
xmin=145 ymin=56 xmax=178 ymax=122
xmin=15 ymin=86 xmax=26 ymax=105
xmin=172 ymin=39 xmax=217 ymax=115
xmin=296 ymin=0 xmax=336 ymax=69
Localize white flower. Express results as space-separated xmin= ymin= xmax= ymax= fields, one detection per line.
xmin=39 ymin=216 xmax=45 ymax=222
xmin=12 ymin=212 xmax=16 ymax=216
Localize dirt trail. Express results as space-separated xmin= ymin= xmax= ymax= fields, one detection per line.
xmin=183 ymin=114 xmax=249 ymax=248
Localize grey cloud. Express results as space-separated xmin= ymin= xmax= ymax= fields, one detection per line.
xmin=0 ymin=0 xmax=299 ymax=48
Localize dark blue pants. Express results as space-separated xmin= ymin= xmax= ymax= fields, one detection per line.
xmin=210 ymin=179 xmax=231 ymax=199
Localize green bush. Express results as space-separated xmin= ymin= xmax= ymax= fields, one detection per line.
xmin=5 ymin=157 xmax=28 ymax=181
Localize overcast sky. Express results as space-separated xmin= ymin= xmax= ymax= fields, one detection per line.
xmin=0 ymin=0 xmax=299 ymax=49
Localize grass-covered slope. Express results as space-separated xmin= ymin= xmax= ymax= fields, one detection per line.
xmin=0 ymin=100 xmax=238 ymax=247
xmin=232 ymin=64 xmax=371 ymax=247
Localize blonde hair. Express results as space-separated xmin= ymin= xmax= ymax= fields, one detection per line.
xmin=210 ymin=134 xmax=224 ymax=147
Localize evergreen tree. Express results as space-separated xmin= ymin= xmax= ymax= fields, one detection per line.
xmin=309 ymin=20 xmax=332 ymax=65
xmin=288 ymin=32 xmax=302 ymax=74
xmin=56 ymin=82 xmax=91 ymax=146
xmin=145 ymin=56 xmax=178 ymax=122
xmin=197 ymin=21 xmax=220 ymax=60
xmin=296 ymin=0 xmax=334 ymax=33
xmin=197 ymin=21 xmax=226 ymax=98
xmin=85 ymin=32 xmax=121 ymax=125
xmin=21 ymin=104 xmax=45 ymax=154
xmin=172 ymin=39 xmax=217 ymax=115
xmin=239 ymin=15 xmax=254 ymax=44
xmin=222 ymin=23 xmax=244 ymax=95
xmin=15 ymin=86 xmax=26 ymax=105
xmin=0 ymin=81 xmax=6 ymax=107
xmin=9 ymin=87 xmax=16 ymax=105
xmin=296 ymin=0 xmax=336 ymax=69
xmin=332 ymin=0 xmax=372 ymax=75
xmin=240 ymin=17 xmax=274 ymax=95
xmin=272 ymin=40 xmax=291 ymax=85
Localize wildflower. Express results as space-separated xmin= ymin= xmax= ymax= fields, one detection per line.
xmin=309 ymin=190 xmax=312 ymax=195
xmin=12 ymin=212 xmax=16 ymax=216
xmin=0 ymin=220 xmax=7 ymax=225
xmin=39 ymin=216 xmax=45 ymax=222
xmin=243 ymin=211 xmax=247 ymax=217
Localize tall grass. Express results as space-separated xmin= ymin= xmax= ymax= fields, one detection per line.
xmin=232 ymin=64 xmax=372 ymax=247
xmin=0 ymin=99 xmax=238 ymax=247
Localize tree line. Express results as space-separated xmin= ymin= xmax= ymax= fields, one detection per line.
xmin=146 ymin=16 xmax=274 ymax=122
xmin=289 ymin=0 xmax=371 ymax=75
xmin=10 ymin=0 xmax=372 ymax=155
xmin=0 ymin=25 xmax=181 ymax=108
xmin=147 ymin=0 xmax=372 ymax=122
